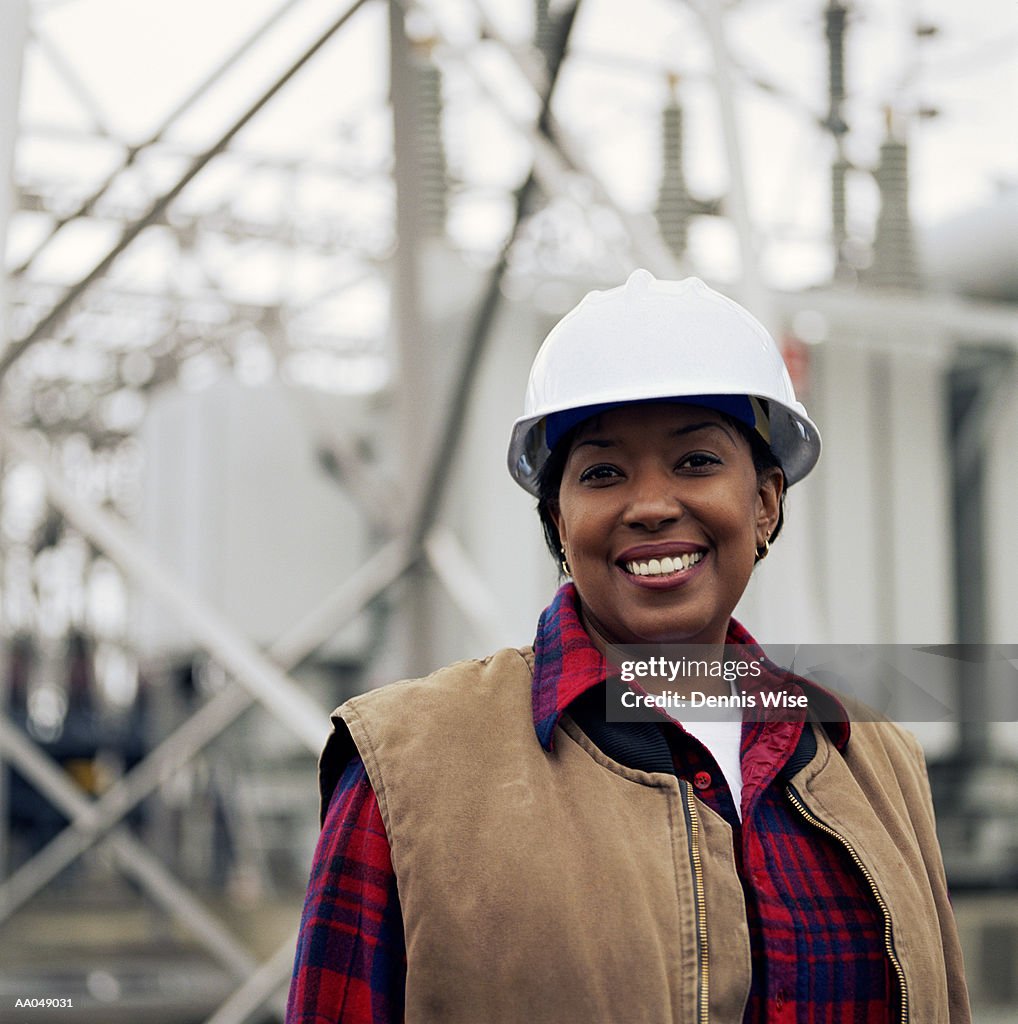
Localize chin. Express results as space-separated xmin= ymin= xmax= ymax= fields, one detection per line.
xmin=616 ymin=617 xmax=718 ymax=646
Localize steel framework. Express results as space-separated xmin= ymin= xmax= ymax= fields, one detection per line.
xmin=0 ymin=1 xmax=629 ymax=1019
xmin=2 ymin=2 xmax=1018 ymax=1022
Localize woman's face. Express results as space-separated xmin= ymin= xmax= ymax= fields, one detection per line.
xmin=551 ymin=403 xmax=783 ymax=649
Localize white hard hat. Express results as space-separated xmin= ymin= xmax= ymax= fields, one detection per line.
xmin=507 ymin=269 xmax=821 ymax=496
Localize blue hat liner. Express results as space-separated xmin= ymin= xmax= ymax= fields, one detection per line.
xmin=544 ymin=395 xmax=761 ymax=453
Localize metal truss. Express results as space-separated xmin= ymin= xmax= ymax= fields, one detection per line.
xmin=0 ymin=2 xmax=609 ymax=1020
xmin=10 ymin=0 xmax=312 ymax=280
xmin=0 ymin=385 xmax=508 ymax=1024
xmin=7 ymin=2 xmax=1014 ymax=1022
xmin=1 ymin=0 xmax=374 ymax=380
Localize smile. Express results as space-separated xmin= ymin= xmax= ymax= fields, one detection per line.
xmin=623 ymin=551 xmax=704 ymax=577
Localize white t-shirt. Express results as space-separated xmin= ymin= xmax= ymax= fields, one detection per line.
xmin=668 ymin=684 xmax=744 ymax=820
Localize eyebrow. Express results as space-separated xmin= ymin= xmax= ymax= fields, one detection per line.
xmin=574 ymin=421 xmax=738 ymax=450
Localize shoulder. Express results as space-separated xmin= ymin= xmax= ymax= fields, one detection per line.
xmin=796 ymin=678 xmax=934 ymax=826
xmin=318 ymin=646 xmax=535 ymax=819
xmin=840 ymin=714 xmax=930 ymax=794
xmin=805 ymin=705 xmax=937 ymax=843
xmin=799 ymin=677 xmax=927 ymax=775
xmin=827 ymin=690 xmax=927 ymax=771
xmin=343 ymin=645 xmax=535 ymax=721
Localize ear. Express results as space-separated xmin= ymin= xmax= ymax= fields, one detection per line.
xmin=755 ymin=467 xmax=784 ymax=543
xmin=549 ymin=500 xmax=567 ymax=550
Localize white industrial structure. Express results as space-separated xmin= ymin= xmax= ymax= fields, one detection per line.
xmin=1 ymin=0 xmax=1017 ymax=1020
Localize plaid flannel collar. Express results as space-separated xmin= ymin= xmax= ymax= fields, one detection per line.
xmin=531 ymin=582 xmax=850 ymax=751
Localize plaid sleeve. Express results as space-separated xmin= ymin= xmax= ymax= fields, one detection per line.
xmin=286 ymin=755 xmax=406 ymax=1024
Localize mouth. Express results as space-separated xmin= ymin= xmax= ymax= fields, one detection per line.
xmin=618 ymin=548 xmax=707 ymax=579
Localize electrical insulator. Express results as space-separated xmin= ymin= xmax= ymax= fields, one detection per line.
xmin=869 ymin=127 xmax=920 ymax=290
xmin=824 ymin=1 xmax=848 ymax=136
xmin=414 ymin=58 xmax=448 ymax=240
xmin=534 ymin=0 xmax=557 ymax=73
xmin=655 ymin=99 xmax=696 ymax=260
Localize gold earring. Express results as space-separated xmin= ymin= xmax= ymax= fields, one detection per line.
xmin=755 ymin=539 xmax=770 ymax=562
xmin=560 ymin=548 xmax=572 ymax=576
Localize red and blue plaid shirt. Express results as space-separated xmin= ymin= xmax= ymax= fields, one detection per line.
xmin=287 ymin=583 xmax=896 ymax=1023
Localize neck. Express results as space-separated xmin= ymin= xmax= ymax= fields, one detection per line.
xmin=579 ymin=608 xmax=732 ymax=700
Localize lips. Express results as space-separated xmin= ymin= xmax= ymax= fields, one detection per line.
xmin=616 ymin=542 xmax=709 ymax=582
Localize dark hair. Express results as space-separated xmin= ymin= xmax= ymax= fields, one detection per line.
xmin=536 ymin=413 xmax=786 ymax=564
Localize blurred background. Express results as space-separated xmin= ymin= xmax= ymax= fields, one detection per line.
xmin=0 ymin=0 xmax=1016 ymax=1020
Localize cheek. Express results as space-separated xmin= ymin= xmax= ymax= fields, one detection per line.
xmin=556 ymin=495 xmax=610 ymax=556
xmin=712 ymin=488 xmax=763 ymax=551
xmin=557 ymin=503 xmax=589 ymax=550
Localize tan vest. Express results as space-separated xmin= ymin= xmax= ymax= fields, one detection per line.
xmin=321 ymin=647 xmax=970 ymax=1024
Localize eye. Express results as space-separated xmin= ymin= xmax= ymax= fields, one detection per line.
xmin=578 ymin=463 xmax=622 ymax=484
xmin=679 ymin=452 xmax=722 ymax=471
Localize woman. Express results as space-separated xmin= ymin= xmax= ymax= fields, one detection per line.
xmin=287 ymin=270 xmax=970 ymax=1023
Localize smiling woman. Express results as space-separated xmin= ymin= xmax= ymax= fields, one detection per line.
xmin=287 ymin=270 xmax=971 ymax=1024
xmin=549 ymin=404 xmax=782 ymax=651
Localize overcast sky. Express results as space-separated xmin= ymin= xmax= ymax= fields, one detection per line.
xmin=9 ymin=0 xmax=1018 ymax=290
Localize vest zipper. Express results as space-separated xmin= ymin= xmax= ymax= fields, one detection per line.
xmin=681 ymin=781 xmax=709 ymax=1024
xmin=785 ymin=785 xmax=909 ymax=1024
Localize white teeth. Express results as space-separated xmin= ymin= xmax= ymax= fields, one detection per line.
xmin=625 ymin=552 xmax=703 ymax=577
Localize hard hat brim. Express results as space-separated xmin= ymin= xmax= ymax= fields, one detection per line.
xmin=507 ymin=393 xmax=821 ymax=497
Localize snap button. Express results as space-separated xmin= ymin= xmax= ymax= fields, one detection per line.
xmin=693 ymin=771 xmax=711 ymax=790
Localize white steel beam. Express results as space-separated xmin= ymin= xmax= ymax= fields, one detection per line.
xmin=203 ymin=933 xmax=298 ymax=1024
xmin=424 ymin=526 xmax=511 ymax=652
xmin=691 ymin=0 xmax=767 ymax=316
xmin=0 ymin=0 xmax=29 ymax=885
xmin=0 ymin=715 xmax=260 ymax=978
xmin=0 ymin=9 xmax=590 ymax=1020
xmin=0 ymin=0 xmax=372 ymax=379
xmin=0 ymin=418 xmax=329 ymax=751
xmin=0 ymin=531 xmax=416 ymax=920
xmin=769 ymin=288 xmax=1018 ymax=353
xmin=12 ymin=0 xmax=311 ymax=277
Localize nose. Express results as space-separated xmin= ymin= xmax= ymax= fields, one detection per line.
xmin=621 ymin=469 xmax=684 ymax=532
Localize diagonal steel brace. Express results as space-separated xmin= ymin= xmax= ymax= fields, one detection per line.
xmin=0 ymin=713 xmax=259 ymax=977
xmin=0 ymin=0 xmax=372 ymax=380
